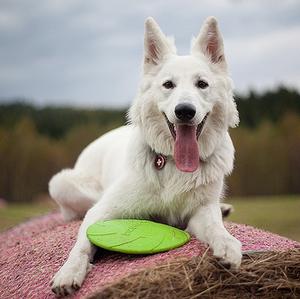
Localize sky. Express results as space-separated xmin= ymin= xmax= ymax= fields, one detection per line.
xmin=0 ymin=0 xmax=299 ymax=108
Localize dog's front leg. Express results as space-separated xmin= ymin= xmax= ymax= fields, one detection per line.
xmin=187 ymin=203 xmax=242 ymax=268
xmin=50 ymin=206 xmax=103 ymax=296
xmin=51 ymin=178 xmax=141 ymax=296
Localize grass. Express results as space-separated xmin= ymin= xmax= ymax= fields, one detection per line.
xmin=227 ymin=195 xmax=300 ymax=241
xmin=0 ymin=195 xmax=299 ymax=242
xmin=0 ymin=199 xmax=57 ymax=232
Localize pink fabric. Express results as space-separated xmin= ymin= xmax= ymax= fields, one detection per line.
xmin=0 ymin=213 xmax=299 ymax=299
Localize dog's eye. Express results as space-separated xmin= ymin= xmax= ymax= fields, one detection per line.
xmin=162 ymin=80 xmax=175 ymax=89
xmin=196 ymin=80 xmax=209 ymax=89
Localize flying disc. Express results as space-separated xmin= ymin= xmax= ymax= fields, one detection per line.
xmin=86 ymin=219 xmax=190 ymax=254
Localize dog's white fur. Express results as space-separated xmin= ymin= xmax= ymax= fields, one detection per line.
xmin=49 ymin=17 xmax=241 ymax=296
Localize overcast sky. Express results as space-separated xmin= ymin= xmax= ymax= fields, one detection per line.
xmin=0 ymin=0 xmax=299 ymax=108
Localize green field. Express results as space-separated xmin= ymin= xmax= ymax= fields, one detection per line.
xmin=0 ymin=196 xmax=299 ymax=241
xmin=0 ymin=200 xmax=57 ymax=232
xmin=227 ymin=195 xmax=300 ymax=241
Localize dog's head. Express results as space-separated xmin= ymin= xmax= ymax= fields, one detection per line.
xmin=129 ymin=17 xmax=239 ymax=173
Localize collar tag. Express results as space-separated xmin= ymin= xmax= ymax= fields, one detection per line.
xmin=154 ymin=154 xmax=166 ymax=170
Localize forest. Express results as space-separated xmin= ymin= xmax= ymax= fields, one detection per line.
xmin=0 ymin=86 xmax=299 ymax=202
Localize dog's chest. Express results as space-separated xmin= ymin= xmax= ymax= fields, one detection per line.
xmin=150 ymin=170 xmax=201 ymax=215
xmin=154 ymin=159 xmax=198 ymax=194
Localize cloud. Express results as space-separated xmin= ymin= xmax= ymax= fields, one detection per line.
xmin=226 ymin=25 xmax=300 ymax=91
xmin=0 ymin=0 xmax=299 ymax=107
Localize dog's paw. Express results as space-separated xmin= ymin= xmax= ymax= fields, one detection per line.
xmin=211 ymin=233 xmax=242 ymax=269
xmin=50 ymin=254 xmax=92 ymax=296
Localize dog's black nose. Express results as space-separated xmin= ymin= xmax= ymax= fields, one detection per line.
xmin=175 ymin=103 xmax=196 ymax=121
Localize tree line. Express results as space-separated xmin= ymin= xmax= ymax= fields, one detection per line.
xmin=0 ymin=86 xmax=299 ymax=202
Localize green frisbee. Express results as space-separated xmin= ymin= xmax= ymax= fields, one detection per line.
xmin=86 ymin=219 xmax=190 ymax=254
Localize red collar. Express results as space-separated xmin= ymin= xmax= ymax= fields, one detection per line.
xmin=154 ymin=154 xmax=167 ymax=170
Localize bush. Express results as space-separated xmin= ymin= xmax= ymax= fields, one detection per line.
xmin=0 ymin=103 xmax=300 ymax=202
xmin=228 ymin=112 xmax=300 ymax=196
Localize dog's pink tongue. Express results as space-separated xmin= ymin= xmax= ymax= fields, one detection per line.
xmin=174 ymin=125 xmax=199 ymax=172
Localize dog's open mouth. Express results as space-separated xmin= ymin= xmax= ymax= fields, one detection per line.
xmin=164 ymin=113 xmax=209 ymax=140
xmin=164 ymin=113 xmax=209 ymax=173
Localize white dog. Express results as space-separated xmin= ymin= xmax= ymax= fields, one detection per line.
xmin=49 ymin=16 xmax=241 ymax=296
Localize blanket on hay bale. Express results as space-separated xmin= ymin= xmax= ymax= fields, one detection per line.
xmin=0 ymin=212 xmax=299 ymax=298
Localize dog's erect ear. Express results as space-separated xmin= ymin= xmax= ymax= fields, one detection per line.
xmin=144 ymin=17 xmax=174 ymax=73
xmin=192 ymin=17 xmax=227 ymax=70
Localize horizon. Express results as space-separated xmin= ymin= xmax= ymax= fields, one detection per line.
xmin=0 ymin=84 xmax=298 ymax=109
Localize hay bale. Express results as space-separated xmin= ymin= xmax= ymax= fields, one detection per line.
xmin=94 ymin=249 xmax=300 ymax=299
xmin=0 ymin=213 xmax=299 ymax=298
